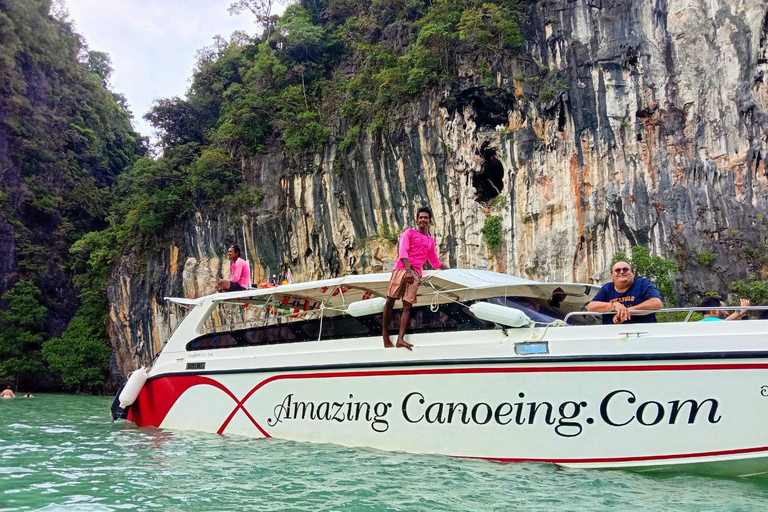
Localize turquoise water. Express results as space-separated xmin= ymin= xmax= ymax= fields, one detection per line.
xmin=2 ymin=395 xmax=768 ymax=511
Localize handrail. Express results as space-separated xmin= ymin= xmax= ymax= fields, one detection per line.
xmin=564 ymin=306 xmax=768 ymax=324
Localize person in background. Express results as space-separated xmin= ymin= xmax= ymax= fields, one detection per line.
xmin=217 ymin=244 xmax=251 ymax=292
xmin=1 ymin=386 xmax=15 ymax=398
xmin=699 ymin=296 xmax=751 ymax=321
xmin=382 ymin=206 xmax=449 ymax=350
xmin=587 ymin=261 xmax=663 ymax=324
xmin=23 ymin=392 xmax=34 ymax=398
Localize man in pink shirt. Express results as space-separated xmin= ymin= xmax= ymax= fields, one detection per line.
xmin=383 ymin=207 xmax=449 ymax=350
xmin=217 ymin=244 xmax=251 ymax=292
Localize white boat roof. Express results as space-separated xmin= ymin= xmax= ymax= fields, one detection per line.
xmin=166 ymin=269 xmax=599 ymax=312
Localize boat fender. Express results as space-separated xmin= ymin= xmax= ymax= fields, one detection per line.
xmin=119 ymin=366 xmax=148 ymax=409
xmin=469 ymin=302 xmax=531 ymax=328
xmin=346 ymin=297 xmax=388 ymax=317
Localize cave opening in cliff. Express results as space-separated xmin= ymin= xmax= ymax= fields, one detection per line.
xmin=557 ymin=100 xmax=567 ymax=132
xmin=473 ymin=142 xmax=504 ymax=203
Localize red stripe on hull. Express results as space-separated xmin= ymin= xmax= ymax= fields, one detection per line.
xmin=473 ymin=445 xmax=768 ymax=464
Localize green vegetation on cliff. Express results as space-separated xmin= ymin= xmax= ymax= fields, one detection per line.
xmin=0 ymin=281 xmax=47 ymax=389
xmin=481 ymin=216 xmax=503 ymax=254
xmin=0 ymin=0 xmax=143 ymax=391
xmin=111 ymin=0 xmax=527 ymax=247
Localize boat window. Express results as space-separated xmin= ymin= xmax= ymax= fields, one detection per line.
xmin=186 ymin=301 xmax=496 ymax=351
xmin=297 ymin=316 xmax=371 ymax=339
xmin=408 ymin=308 xmax=460 ymax=330
xmin=187 ymin=314 xmax=372 ymax=350
xmin=374 ymin=302 xmax=494 ymax=333
xmin=187 ymin=333 xmax=238 ymax=350
xmin=240 ymin=325 xmax=299 ymax=345
xmin=485 ymin=297 xmax=594 ymax=325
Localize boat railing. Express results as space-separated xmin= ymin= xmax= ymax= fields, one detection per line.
xmin=564 ymin=306 xmax=768 ymax=324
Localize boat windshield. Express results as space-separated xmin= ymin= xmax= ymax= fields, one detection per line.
xmin=485 ymin=296 xmax=595 ymax=325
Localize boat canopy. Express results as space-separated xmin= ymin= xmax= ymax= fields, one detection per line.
xmin=166 ymin=269 xmax=599 ymax=316
xmin=165 ymin=297 xmax=204 ymax=307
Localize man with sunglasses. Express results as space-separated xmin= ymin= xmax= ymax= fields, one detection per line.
xmin=587 ymin=261 xmax=662 ymax=324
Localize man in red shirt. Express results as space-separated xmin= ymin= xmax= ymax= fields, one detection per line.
xmin=383 ymin=207 xmax=449 ymax=350
xmin=217 ymin=244 xmax=251 ymax=292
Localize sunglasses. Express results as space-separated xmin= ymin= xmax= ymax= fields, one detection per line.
xmin=613 ymin=267 xmax=632 ymax=274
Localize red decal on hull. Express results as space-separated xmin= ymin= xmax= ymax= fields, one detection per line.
xmin=128 ymin=375 xmax=229 ymax=427
xmin=128 ymin=374 xmax=270 ymax=437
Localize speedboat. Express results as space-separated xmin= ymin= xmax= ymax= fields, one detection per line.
xmin=112 ymin=269 xmax=768 ymax=476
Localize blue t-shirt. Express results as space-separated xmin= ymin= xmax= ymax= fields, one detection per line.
xmin=699 ymin=317 xmax=724 ymax=322
xmin=591 ymin=277 xmax=662 ymax=324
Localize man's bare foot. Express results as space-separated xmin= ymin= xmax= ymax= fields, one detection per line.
xmin=383 ymin=337 xmax=395 ymax=348
xmin=395 ymin=339 xmax=413 ymax=351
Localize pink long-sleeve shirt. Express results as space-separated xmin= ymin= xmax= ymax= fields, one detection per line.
xmin=393 ymin=228 xmax=442 ymax=276
xmin=230 ymin=257 xmax=251 ymax=288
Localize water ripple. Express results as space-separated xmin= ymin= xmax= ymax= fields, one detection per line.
xmin=2 ymin=395 xmax=768 ymax=511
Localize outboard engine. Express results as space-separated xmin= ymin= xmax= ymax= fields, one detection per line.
xmin=111 ymin=385 xmax=128 ymax=420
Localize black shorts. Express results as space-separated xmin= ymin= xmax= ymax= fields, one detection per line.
xmin=229 ymin=282 xmax=246 ymax=291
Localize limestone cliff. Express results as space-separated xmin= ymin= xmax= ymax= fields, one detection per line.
xmin=108 ymin=0 xmax=768 ymax=379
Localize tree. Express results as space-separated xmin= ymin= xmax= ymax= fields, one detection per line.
xmin=276 ymin=4 xmax=324 ymax=62
xmin=457 ymin=2 xmax=524 ymax=57
xmin=42 ymin=228 xmax=118 ymax=392
xmin=730 ymin=278 xmax=768 ymax=306
xmin=187 ymin=146 xmax=239 ymax=199
xmin=228 ymin=0 xmax=289 ymax=37
xmin=43 ymin=306 xmax=111 ymax=393
xmin=81 ymin=50 xmax=113 ymax=87
xmin=145 ymin=97 xmax=205 ymax=149
xmin=0 ymin=281 xmax=47 ymax=389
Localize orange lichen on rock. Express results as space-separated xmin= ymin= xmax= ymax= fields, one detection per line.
xmin=537 ymin=173 xmax=555 ymax=202
xmin=169 ymin=245 xmax=179 ymax=276
xmin=569 ymin=153 xmax=584 ymax=238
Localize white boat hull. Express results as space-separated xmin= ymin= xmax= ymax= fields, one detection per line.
xmin=128 ymin=357 xmax=768 ymax=475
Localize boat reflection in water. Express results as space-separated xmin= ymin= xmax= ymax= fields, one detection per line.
xmin=112 ymin=269 xmax=768 ymax=477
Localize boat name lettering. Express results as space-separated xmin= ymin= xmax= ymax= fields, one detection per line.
xmin=265 ymin=389 xmax=722 ymax=437
xmin=599 ymin=389 xmax=721 ymax=427
xmin=761 ymin=386 xmax=768 ymax=397
xmin=402 ymin=389 xmax=722 ymax=437
xmin=267 ymin=393 xmax=392 ymax=432
xmin=401 ymin=391 xmax=585 ymax=437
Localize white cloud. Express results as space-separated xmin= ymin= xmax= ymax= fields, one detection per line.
xmin=64 ymin=0 xmax=260 ymax=138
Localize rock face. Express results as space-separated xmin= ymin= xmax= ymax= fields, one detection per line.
xmin=107 ymin=0 xmax=768 ymax=379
